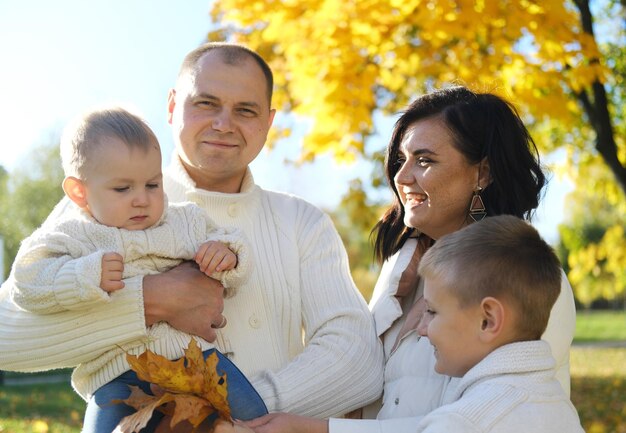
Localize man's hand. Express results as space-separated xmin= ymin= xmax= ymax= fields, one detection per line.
xmin=100 ymin=252 xmax=125 ymax=292
xmin=143 ymin=261 xmax=226 ymax=342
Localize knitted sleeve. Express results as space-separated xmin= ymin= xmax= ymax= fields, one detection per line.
xmin=251 ymin=200 xmax=384 ymax=418
xmin=329 ymin=416 xmax=425 ymax=433
xmin=0 ymin=274 xmax=147 ymax=372
xmin=11 ymin=223 xmax=112 ymax=313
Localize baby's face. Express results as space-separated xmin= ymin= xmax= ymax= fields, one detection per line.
xmin=81 ymin=137 xmax=164 ymax=230
xmin=419 ymin=275 xmax=486 ymax=378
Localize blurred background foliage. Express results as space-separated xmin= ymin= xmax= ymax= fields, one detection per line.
xmin=206 ymin=0 xmax=626 ymax=305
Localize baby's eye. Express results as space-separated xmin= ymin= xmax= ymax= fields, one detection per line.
xmin=146 ymin=183 xmax=160 ymax=189
xmin=425 ymin=308 xmax=436 ymax=316
xmin=113 ymin=187 xmax=129 ymax=193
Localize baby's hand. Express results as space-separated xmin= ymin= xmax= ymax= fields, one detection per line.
xmin=195 ymin=241 xmax=238 ymax=276
xmin=100 ymin=252 xmax=125 ymax=292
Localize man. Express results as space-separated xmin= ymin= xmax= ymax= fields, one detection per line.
xmin=0 ymin=42 xmax=383 ymax=418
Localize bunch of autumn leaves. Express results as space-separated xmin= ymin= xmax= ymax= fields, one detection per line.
xmin=113 ymin=339 xmax=232 ymax=433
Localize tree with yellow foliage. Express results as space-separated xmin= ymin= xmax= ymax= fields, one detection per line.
xmin=208 ymin=0 xmax=625 ymax=303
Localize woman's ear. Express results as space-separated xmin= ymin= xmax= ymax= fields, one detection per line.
xmin=478 ymin=157 xmax=492 ymax=189
xmin=478 ymin=296 xmax=505 ymax=343
xmin=62 ymin=176 xmax=88 ymax=208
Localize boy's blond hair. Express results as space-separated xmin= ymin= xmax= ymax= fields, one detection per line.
xmin=418 ymin=215 xmax=561 ymax=340
xmin=60 ymin=107 xmax=160 ymax=180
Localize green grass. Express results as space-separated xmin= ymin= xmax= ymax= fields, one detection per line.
xmin=571 ymin=347 xmax=626 ymax=433
xmin=0 ymin=381 xmax=84 ymax=433
xmin=574 ymin=310 xmax=626 ymax=343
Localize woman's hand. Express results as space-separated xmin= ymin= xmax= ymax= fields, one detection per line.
xmin=244 ymin=413 xmax=329 ymax=433
xmin=143 ymin=261 xmax=226 ymax=342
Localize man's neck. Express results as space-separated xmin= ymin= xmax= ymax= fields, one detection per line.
xmin=181 ymin=160 xmax=245 ymax=194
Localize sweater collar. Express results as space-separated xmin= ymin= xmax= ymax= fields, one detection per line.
xmin=165 ymin=152 xmax=258 ymax=204
xmin=447 ymin=340 xmax=556 ymax=402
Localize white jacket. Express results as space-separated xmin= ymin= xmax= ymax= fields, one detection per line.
xmin=414 ymin=340 xmax=584 ymax=432
xmin=330 ymin=238 xmax=577 ymax=433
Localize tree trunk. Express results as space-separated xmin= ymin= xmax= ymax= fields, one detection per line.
xmin=573 ymin=0 xmax=626 ymax=194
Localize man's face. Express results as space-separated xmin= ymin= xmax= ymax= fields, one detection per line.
xmin=167 ymin=50 xmax=275 ymax=193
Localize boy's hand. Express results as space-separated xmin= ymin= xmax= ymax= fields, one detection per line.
xmin=195 ymin=241 xmax=238 ymax=276
xmin=100 ymin=252 xmax=125 ymax=292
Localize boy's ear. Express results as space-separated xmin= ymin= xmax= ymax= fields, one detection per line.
xmin=63 ymin=176 xmax=88 ymax=208
xmin=478 ymin=296 xmax=505 ymax=342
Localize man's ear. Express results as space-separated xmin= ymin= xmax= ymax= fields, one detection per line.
xmin=167 ymin=89 xmax=176 ymax=124
xmin=62 ymin=176 xmax=88 ymax=208
xmin=478 ymin=296 xmax=505 ymax=343
xmin=268 ymin=108 xmax=276 ymax=128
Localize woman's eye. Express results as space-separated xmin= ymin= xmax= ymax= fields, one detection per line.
xmin=417 ymin=158 xmax=432 ymax=167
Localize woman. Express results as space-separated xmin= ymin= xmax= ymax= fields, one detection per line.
xmin=205 ymin=86 xmax=577 ymax=433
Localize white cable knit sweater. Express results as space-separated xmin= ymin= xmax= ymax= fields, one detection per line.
xmin=8 ymin=200 xmax=251 ymax=399
xmin=0 ymin=155 xmax=383 ymax=417
xmin=330 ymin=341 xmax=584 ymax=433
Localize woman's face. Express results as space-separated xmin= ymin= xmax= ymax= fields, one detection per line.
xmin=394 ymin=117 xmax=480 ymax=240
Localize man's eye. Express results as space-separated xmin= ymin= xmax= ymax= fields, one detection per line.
xmin=238 ymin=108 xmax=258 ymax=117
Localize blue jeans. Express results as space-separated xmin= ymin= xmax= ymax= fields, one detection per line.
xmin=82 ymin=348 xmax=267 ymax=433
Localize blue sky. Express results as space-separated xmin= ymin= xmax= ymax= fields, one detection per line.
xmin=0 ymin=0 xmax=571 ymax=243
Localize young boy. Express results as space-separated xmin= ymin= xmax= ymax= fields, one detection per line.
xmin=8 ymin=107 xmax=265 ymax=432
xmin=413 ymin=215 xmax=584 ymax=432
xmin=235 ymin=215 xmax=584 ymax=433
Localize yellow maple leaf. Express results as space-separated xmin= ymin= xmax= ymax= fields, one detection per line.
xmin=114 ymin=339 xmax=231 ymax=433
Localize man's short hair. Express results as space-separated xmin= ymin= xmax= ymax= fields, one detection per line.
xmin=177 ymin=42 xmax=274 ymax=106
xmin=418 ymin=215 xmax=562 ymax=340
xmin=60 ymin=106 xmax=160 ymax=179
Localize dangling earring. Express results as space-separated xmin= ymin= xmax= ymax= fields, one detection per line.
xmin=469 ymin=186 xmax=487 ymax=222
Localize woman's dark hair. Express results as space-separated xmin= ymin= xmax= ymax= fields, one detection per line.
xmin=372 ymin=86 xmax=546 ymax=263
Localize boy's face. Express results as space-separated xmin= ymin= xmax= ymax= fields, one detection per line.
xmin=80 ymin=137 xmax=165 ymax=230
xmin=418 ymin=274 xmax=488 ymax=377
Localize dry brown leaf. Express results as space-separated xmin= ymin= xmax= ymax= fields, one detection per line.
xmin=114 ymin=339 xmax=231 ymax=433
